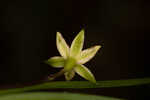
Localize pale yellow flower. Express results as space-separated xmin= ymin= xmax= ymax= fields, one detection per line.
xmin=46 ymin=29 xmax=101 ymax=83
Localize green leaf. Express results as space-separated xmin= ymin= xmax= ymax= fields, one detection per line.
xmin=70 ymin=29 xmax=84 ymax=58
xmin=56 ymin=32 xmax=69 ymax=58
xmin=46 ymin=56 xmax=65 ymax=68
xmin=64 ymin=70 xmax=75 ymax=81
xmin=78 ymin=45 xmax=101 ymax=64
xmin=0 ymin=78 xmax=150 ymax=95
xmin=74 ymin=64 xmax=96 ymax=83
xmin=0 ymin=92 xmax=123 ymax=100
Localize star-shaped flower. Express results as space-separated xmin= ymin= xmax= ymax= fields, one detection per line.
xmin=46 ymin=29 xmax=101 ymax=83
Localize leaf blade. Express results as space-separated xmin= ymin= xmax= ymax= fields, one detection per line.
xmin=0 ymin=78 xmax=150 ymax=95
xmin=56 ymin=32 xmax=69 ymax=58
xmin=0 ymin=92 xmax=123 ymax=100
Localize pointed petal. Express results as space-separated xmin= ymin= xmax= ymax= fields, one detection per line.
xmin=70 ymin=29 xmax=84 ymax=58
xmin=64 ymin=70 xmax=75 ymax=81
xmin=45 ymin=56 xmax=65 ymax=68
xmin=56 ymin=32 xmax=69 ymax=58
xmin=78 ymin=45 xmax=101 ymax=64
xmin=74 ymin=64 xmax=96 ymax=83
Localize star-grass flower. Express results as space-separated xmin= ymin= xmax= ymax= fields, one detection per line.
xmin=45 ymin=29 xmax=101 ymax=83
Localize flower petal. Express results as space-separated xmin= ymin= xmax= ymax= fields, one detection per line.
xmin=57 ymin=32 xmax=69 ymax=58
xmin=70 ymin=29 xmax=84 ymax=58
xmin=78 ymin=45 xmax=101 ymax=64
xmin=64 ymin=70 xmax=75 ymax=81
xmin=46 ymin=56 xmax=65 ymax=68
xmin=74 ymin=64 xmax=96 ymax=83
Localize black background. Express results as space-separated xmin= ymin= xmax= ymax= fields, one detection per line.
xmin=0 ymin=0 xmax=150 ymax=99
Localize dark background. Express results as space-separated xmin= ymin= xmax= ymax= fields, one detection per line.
xmin=0 ymin=0 xmax=149 ymax=99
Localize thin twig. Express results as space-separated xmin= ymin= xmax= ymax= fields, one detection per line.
xmin=48 ymin=69 xmax=65 ymax=81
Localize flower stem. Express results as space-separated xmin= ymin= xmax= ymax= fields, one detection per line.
xmin=48 ymin=69 xmax=65 ymax=81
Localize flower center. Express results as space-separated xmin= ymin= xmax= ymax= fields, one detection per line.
xmin=64 ymin=57 xmax=77 ymax=71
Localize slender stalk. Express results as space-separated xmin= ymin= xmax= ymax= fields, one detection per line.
xmin=0 ymin=78 xmax=150 ymax=96
xmin=48 ymin=69 xmax=65 ymax=80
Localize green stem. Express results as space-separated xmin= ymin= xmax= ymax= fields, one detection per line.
xmin=48 ymin=69 xmax=65 ymax=80
xmin=0 ymin=78 xmax=150 ymax=96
